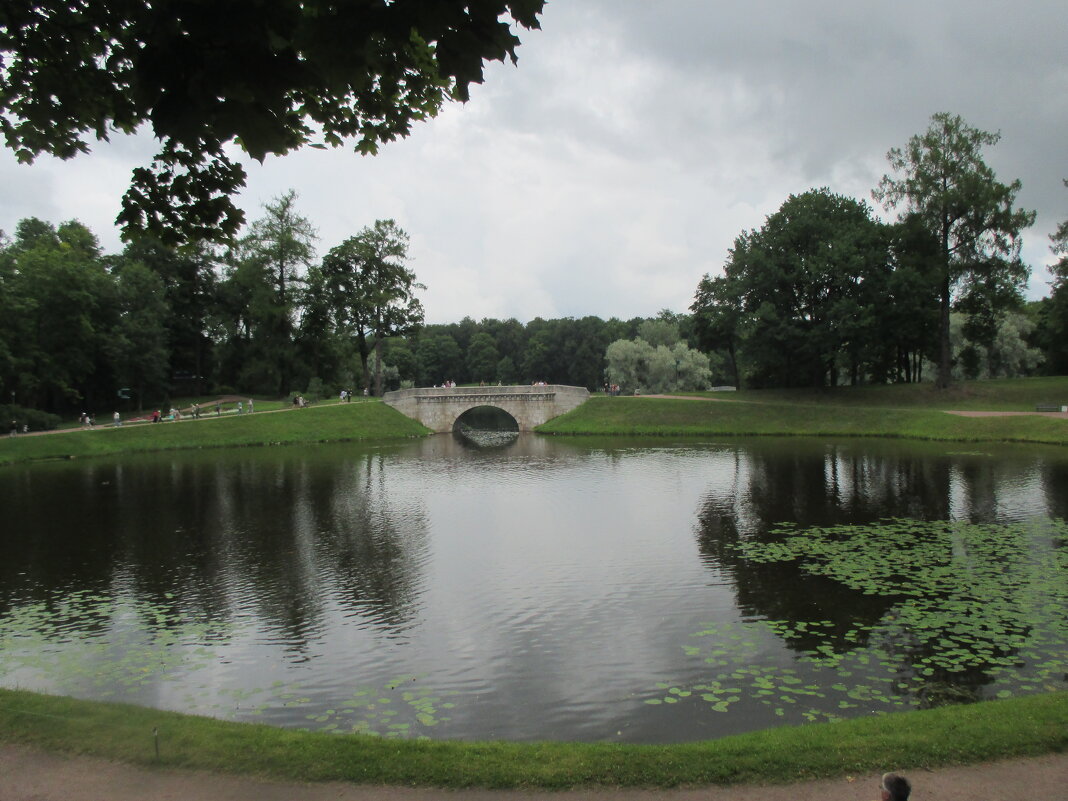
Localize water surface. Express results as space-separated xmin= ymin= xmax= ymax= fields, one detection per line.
xmin=1 ymin=435 xmax=1065 ymax=742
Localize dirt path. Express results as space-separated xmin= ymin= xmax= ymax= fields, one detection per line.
xmin=9 ymin=396 xmax=321 ymax=437
xmin=642 ymin=394 xmax=1068 ymax=420
xmin=945 ymin=409 xmax=1068 ymax=418
xmin=1 ymin=745 xmax=1065 ymax=801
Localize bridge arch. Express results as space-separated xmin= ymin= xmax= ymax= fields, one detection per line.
xmin=452 ymin=404 xmax=520 ymax=433
xmin=382 ymin=385 xmax=590 ymax=433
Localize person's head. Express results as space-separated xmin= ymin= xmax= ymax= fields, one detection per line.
xmin=881 ymin=772 xmax=911 ymax=801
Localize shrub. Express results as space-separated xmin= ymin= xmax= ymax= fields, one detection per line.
xmin=0 ymin=405 xmax=61 ymax=432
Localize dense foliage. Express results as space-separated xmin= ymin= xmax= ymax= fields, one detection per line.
xmin=1034 ymin=180 xmax=1068 ymax=374
xmin=0 ymin=196 xmax=680 ymax=419
xmin=692 ymin=115 xmax=1052 ymax=390
xmin=873 ymin=113 xmax=1036 ymax=388
xmin=3 ymin=112 xmax=1063 ymax=419
xmin=604 ymin=319 xmax=714 ymax=394
xmin=0 ymin=1 xmax=545 ymax=245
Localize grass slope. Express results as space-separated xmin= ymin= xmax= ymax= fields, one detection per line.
xmin=689 ymin=376 xmax=1068 ymax=411
xmin=0 ymin=401 xmax=429 ymax=467
xmin=0 ymin=689 xmax=1064 ymax=789
xmin=538 ymin=395 xmax=1068 ymax=444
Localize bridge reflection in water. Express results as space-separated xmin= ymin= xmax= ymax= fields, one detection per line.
xmin=383 ymin=384 xmax=590 ymax=433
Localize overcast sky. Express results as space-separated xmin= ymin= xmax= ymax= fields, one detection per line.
xmin=2 ymin=0 xmax=1066 ymax=324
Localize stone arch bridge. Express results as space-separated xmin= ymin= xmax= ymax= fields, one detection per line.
xmin=382 ymin=385 xmax=590 ymax=433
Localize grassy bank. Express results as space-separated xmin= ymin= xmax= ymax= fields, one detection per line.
xmin=687 ymin=376 xmax=1068 ymax=411
xmin=1 ymin=688 xmax=1065 ymax=789
xmin=4 ymin=379 xmax=1068 ymax=466
xmin=0 ymin=401 xmax=429 ymax=467
xmin=538 ymin=394 xmax=1068 ymax=444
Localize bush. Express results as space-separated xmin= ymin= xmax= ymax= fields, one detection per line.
xmin=0 ymin=405 xmax=61 ymax=432
xmin=306 ymin=377 xmax=326 ymax=402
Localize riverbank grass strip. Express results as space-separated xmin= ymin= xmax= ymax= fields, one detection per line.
xmin=538 ymin=396 xmax=1068 ymax=445
xmin=683 ymin=375 xmax=1068 ymax=411
xmin=0 ymin=402 xmax=430 ymax=466
xmin=0 ymin=689 xmax=1064 ymax=789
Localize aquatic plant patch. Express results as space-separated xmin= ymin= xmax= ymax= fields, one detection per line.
xmin=2 ymin=518 xmax=1064 ymax=740
xmin=0 ymin=591 xmax=458 ymax=738
xmin=644 ymin=518 xmax=1067 ymax=725
xmin=0 ymin=592 xmax=235 ymax=696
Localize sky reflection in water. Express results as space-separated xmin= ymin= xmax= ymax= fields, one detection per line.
xmin=1 ymin=436 xmax=1065 ymax=742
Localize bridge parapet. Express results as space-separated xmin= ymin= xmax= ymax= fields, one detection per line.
xmin=383 ymin=385 xmax=590 ymax=433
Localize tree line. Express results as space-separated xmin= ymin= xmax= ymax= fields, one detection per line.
xmin=3 ymin=113 xmax=1066 ymax=426
xmin=0 ymin=193 xmax=699 ymax=421
xmin=691 ymin=113 xmax=1062 ymax=390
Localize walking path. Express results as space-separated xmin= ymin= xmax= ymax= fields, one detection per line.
xmin=10 ymin=396 xmax=322 ymax=437
xmin=642 ymin=394 xmax=1068 ymax=419
xmin=945 ymin=409 xmax=1068 ymax=418
xmin=2 ymin=745 xmax=1064 ymax=801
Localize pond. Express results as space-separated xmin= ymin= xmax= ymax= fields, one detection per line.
xmin=0 ymin=434 xmax=1065 ymax=743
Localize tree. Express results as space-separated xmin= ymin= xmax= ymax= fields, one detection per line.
xmin=221 ymin=191 xmax=316 ymax=394
xmin=495 ymin=355 xmax=517 ymax=384
xmin=383 ymin=338 xmax=419 ymax=386
xmin=692 ymin=189 xmax=890 ymax=389
xmin=521 ymin=327 xmax=554 ymax=383
xmin=873 ymin=112 xmax=1035 ymax=388
xmin=873 ymin=215 xmax=943 ymax=383
xmin=565 ymin=316 xmax=616 ymax=389
xmin=118 ymin=238 xmax=218 ymax=395
xmin=1033 ymin=179 xmax=1068 ymax=374
xmin=317 ymin=220 xmax=424 ymax=395
xmin=604 ymin=338 xmax=711 ymax=394
xmin=637 ymin=319 xmax=679 ymax=348
xmin=692 ymin=274 xmax=743 ymax=387
xmin=482 ymin=317 xmax=526 ymax=372
xmin=416 ymin=333 xmax=462 ymax=386
xmin=0 ymin=229 xmax=20 ymax=400
xmin=1051 ymin=179 xmax=1068 ymax=269
xmin=108 ymin=260 xmax=170 ymax=409
xmin=466 ymin=332 xmax=499 ymax=383
xmin=951 ymin=311 xmax=1043 ymax=380
xmin=604 ymin=339 xmax=646 ymax=394
xmin=1 ymin=2 xmax=544 ymax=245
xmin=1 ymin=219 xmax=113 ymax=411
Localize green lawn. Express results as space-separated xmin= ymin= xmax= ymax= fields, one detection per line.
xmin=1 ymin=688 xmax=1064 ymax=789
xmin=539 ymin=389 xmax=1068 ymax=445
xmin=6 ymin=379 xmax=1068 ymax=467
xmin=683 ymin=376 xmax=1068 ymax=411
xmin=0 ymin=400 xmax=428 ymax=466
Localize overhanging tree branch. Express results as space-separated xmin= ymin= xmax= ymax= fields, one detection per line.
xmin=0 ymin=1 xmax=544 ymax=245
